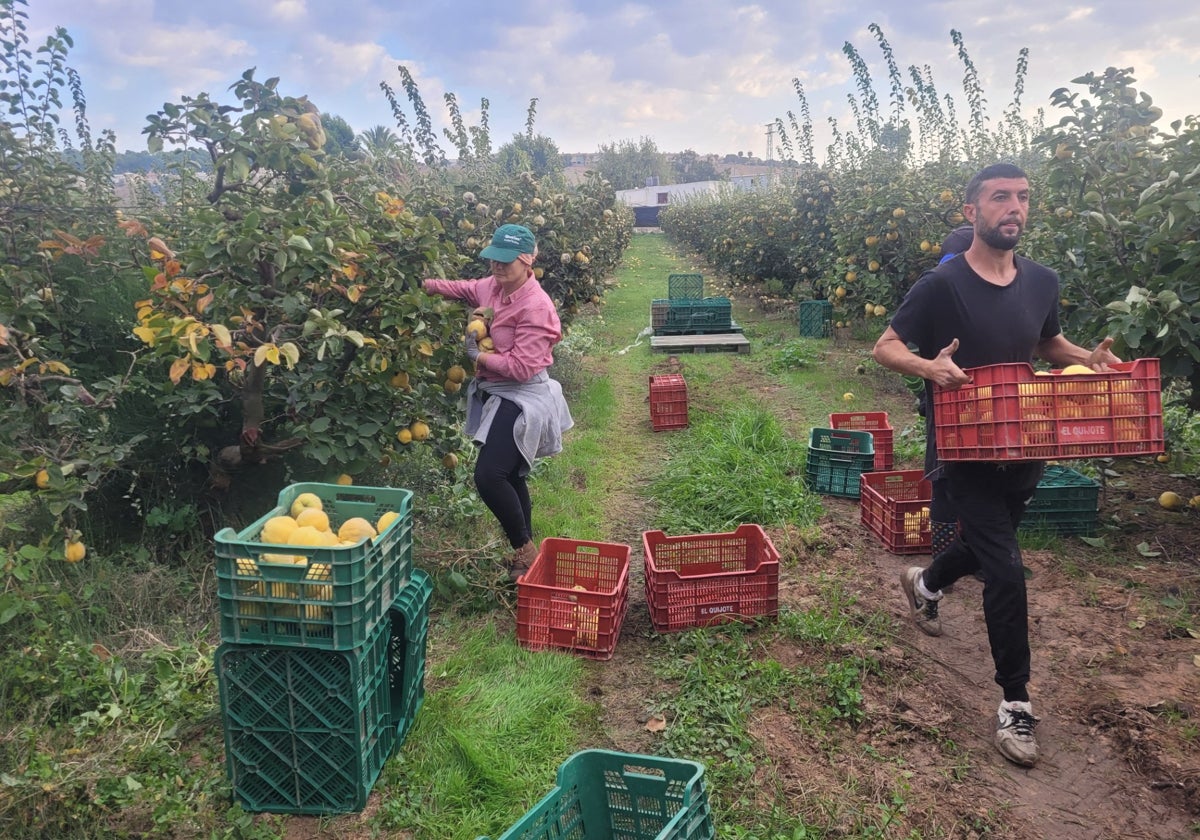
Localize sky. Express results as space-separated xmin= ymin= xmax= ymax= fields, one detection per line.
xmin=25 ymin=0 xmax=1200 ymax=161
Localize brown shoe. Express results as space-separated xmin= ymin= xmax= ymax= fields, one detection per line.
xmin=508 ymin=541 xmax=537 ymax=583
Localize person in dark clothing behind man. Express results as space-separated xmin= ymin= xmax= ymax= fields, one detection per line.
xmin=928 ymin=221 xmax=975 ymax=565
xmin=872 ymin=163 xmax=1120 ymax=767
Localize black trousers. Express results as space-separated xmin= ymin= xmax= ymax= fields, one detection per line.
xmin=474 ymin=397 xmax=533 ymax=549
xmin=922 ymin=461 xmax=1043 ymax=702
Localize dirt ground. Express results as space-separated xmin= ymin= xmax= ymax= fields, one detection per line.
xmin=584 ymin=286 xmax=1200 ymax=839
xmin=281 ymin=273 xmax=1199 ymax=840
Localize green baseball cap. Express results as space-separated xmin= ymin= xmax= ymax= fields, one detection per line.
xmin=480 ymin=224 xmax=536 ymax=262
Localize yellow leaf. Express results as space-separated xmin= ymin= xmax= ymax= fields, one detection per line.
xmin=17 ymin=357 xmax=38 ymax=372
xmin=0 ymin=368 xmax=14 ymax=386
xmin=254 ymin=344 xmax=281 ymax=367
xmin=341 ymin=263 xmax=359 ymax=281
xmin=133 ymin=326 xmax=159 ymax=346
xmin=41 ymin=360 xmax=72 ymax=376
xmin=416 ymin=340 xmax=434 ymax=357
xmin=195 ymin=291 xmax=214 ymax=314
xmin=279 ymin=342 xmax=300 ymax=369
xmin=346 ymin=284 xmax=364 ymax=302
xmin=211 ymin=323 xmax=232 ymax=348
xmin=191 ymin=361 xmax=216 ymax=381
xmin=168 ymin=357 xmax=189 ymax=384
xmin=0 ymin=322 xmax=8 ymax=346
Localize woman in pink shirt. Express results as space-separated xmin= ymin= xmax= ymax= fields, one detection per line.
xmin=423 ymin=225 xmax=574 ymax=582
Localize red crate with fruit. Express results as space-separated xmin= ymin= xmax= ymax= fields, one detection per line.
xmin=932 ymin=359 xmax=1163 ymax=461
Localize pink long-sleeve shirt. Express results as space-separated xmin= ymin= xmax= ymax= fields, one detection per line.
xmin=422 ymin=273 xmax=562 ymax=383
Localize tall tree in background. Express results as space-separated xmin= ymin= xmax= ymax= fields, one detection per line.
xmin=358 ymin=125 xmax=401 ymax=159
xmin=320 ymin=113 xmax=359 ymax=157
xmin=671 ymin=149 xmax=723 ymax=183
xmin=593 ymin=136 xmax=669 ymax=190
xmin=496 ymin=133 xmax=564 ymax=181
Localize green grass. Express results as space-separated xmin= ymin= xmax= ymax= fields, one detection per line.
xmin=649 ymin=405 xmax=821 ymax=534
xmin=375 ymin=622 xmax=588 ymax=840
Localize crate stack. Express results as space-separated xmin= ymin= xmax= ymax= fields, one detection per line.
xmin=212 ymin=482 xmax=428 ymax=815
xmin=830 ymin=411 xmax=893 ymax=472
xmin=1020 ymin=465 xmax=1101 ymax=536
xmin=804 ymin=427 xmax=875 ymax=499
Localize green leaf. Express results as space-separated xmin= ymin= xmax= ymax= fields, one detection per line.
xmin=288 ymin=234 xmax=313 ymax=251
xmin=1079 ymin=536 xmax=1107 ymax=548
xmin=309 ymin=417 xmax=331 ymax=433
xmin=1135 ymin=542 xmax=1161 ymax=557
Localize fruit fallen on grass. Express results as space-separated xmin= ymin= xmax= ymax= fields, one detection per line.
xmin=1158 ymin=491 xmax=1183 ymax=511
xmin=843 ymin=392 xmax=854 ymax=401
xmin=335 ymin=473 xmax=353 ymax=486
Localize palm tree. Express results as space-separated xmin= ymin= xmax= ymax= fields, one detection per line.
xmin=357 ymin=125 xmax=401 ymax=159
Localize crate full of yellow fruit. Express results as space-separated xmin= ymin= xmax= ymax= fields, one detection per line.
xmin=214 ymin=482 xmax=413 ymax=650
xmin=932 ymin=359 xmax=1163 ymax=461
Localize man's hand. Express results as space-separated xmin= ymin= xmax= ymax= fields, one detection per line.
xmin=926 ymin=338 xmax=972 ymax=388
xmin=1086 ymin=337 xmax=1122 ymax=371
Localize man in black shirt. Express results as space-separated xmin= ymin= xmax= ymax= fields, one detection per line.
xmin=872 ymin=163 xmax=1119 ymax=767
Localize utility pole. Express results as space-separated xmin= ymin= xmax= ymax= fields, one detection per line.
xmin=765 ymin=123 xmax=774 ymax=164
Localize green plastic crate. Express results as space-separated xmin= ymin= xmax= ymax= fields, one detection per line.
xmin=216 ymin=614 xmax=394 ymax=815
xmin=657 ymin=298 xmax=732 ymax=335
xmin=214 ymin=483 xmax=413 ymax=650
xmin=389 ymin=568 xmax=431 ymax=750
xmin=805 ymin=427 xmax=875 ymax=498
xmin=1020 ymin=465 xmax=1100 ymax=536
xmin=667 ymin=273 xmax=704 ymax=300
xmin=478 ymin=750 xmax=714 ymax=840
xmin=797 ymin=300 xmax=833 ymax=338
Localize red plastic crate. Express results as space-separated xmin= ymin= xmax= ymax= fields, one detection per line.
xmin=649 ymin=374 xmax=689 ymax=431
xmin=517 ymin=538 xmax=631 ymax=660
xmin=829 ymin=411 xmax=893 ymax=471
xmin=642 ymin=524 xmax=780 ymax=633
xmin=859 ymin=470 xmax=932 ymax=555
xmin=932 ymin=359 xmax=1163 ymax=461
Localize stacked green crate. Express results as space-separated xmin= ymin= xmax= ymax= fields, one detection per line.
xmin=667 ymin=273 xmax=704 ymax=300
xmin=213 ymin=483 xmax=428 ymax=814
xmin=1021 ymin=465 xmax=1100 ymax=536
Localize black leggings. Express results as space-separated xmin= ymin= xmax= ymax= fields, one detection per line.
xmin=474 ymin=398 xmax=533 ymax=549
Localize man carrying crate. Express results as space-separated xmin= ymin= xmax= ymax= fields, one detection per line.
xmin=871 ymin=163 xmax=1120 ymax=767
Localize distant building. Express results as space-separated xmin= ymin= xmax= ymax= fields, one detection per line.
xmin=614 ymin=180 xmax=724 ymax=226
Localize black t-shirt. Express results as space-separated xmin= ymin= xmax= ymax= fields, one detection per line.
xmin=890 ymin=253 xmax=1062 ymax=470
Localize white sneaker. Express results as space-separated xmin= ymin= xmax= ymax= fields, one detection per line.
xmin=900 ymin=567 xmax=942 ymax=636
xmin=995 ymin=700 xmax=1040 ymax=767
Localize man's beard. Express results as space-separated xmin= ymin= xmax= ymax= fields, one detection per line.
xmin=978 ymin=219 xmax=1021 ymax=251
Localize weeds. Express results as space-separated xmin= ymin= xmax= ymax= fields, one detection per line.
xmin=649 ymin=406 xmax=821 ymax=534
